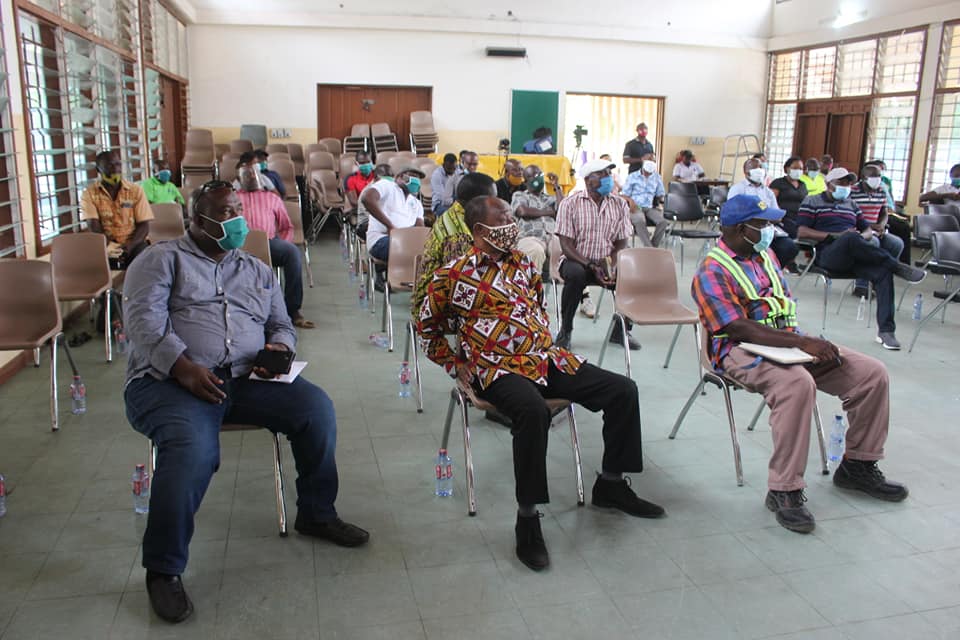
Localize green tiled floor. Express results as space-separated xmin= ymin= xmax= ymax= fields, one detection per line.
xmin=2 ymin=234 xmax=960 ymax=639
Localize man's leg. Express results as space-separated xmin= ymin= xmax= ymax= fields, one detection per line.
xmin=771 ymin=236 xmax=800 ymax=268
xmin=887 ymin=217 xmax=912 ymax=264
xmin=368 ymin=236 xmax=389 ymax=261
xmin=630 ymin=210 xmax=654 ymax=247
xmin=516 ymin=236 xmax=547 ymax=273
xmin=815 ymin=232 xmax=898 ymax=274
xmin=558 ymin=260 xmax=591 ymax=337
xmin=879 ymin=232 xmax=905 ymax=264
xmin=644 ymin=207 xmax=670 ymax=247
xmin=268 ymin=238 xmax=305 ymax=318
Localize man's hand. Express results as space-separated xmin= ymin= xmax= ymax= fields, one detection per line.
xmin=455 ymin=362 xmax=473 ymax=388
xmin=171 ymin=356 xmax=226 ymax=403
xmin=799 ymin=336 xmax=840 ymax=364
xmin=251 ymin=342 xmax=289 ymax=380
xmin=945 ymin=192 xmax=960 ymax=201
xmin=590 ymin=262 xmax=614 ymax=288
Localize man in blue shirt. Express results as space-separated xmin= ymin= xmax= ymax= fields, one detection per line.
xmin=620 ymin=159 xmax=668 ymax=247
xmin=123 ymin=181 xmax=368 ymax=624
xmin=798 ymin=168 xmax=925 ymax=350
xmin=430 ymin=153 xmax=458 ymax=215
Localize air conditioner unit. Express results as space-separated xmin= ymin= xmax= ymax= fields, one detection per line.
xmin=485 ymin=47 xmax=527 ymax=58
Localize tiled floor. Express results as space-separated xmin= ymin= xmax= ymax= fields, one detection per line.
xmin=2 ymin=234 xmax=960 ymax=639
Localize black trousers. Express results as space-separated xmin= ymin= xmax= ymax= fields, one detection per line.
xmin=558 ymin=260 xmax=630 ymax=334
xmin=887 ymin=217 xmax=911 ymax=265
xmin=815 ymin=233 xmax=898 ymax=333
xmin=477 ymin=363 xmax=644 ymax=505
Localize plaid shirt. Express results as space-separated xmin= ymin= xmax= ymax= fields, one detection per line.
xmin=554 ymin=190 xmax=632 ymax=262
xmin=417 ymin=246 xmax=583 ymax=389
xmin=80 ymin=180 xmax=154 ymax=245
xmin=237 ymin=189 xmax=293 ymax=242
xmin=621 ymin=171 xmax=665 ymax=208
xmin=691 ymin=240 xmax=795 ymax=371
xmin=511 ymin=189 xmax=557 ymax=243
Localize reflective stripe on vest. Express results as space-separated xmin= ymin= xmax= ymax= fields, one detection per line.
xmin=708 ymin=247 xmax=797 ymax=333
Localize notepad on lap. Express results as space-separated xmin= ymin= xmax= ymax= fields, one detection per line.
xmin=250 ymin=360 xmax=308 ymax=383
xmin=738 ymin=343 xmax=815 ymax=364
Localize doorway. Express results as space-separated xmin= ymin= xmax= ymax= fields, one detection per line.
xmin=316 ymin=84 xmax=433 ymax=151
xmin=159 ymin=74 xmax=187 ymax=179
xmin=562 ymin=93 xmax=664 ymax=174
xmin=794 ymin=98 xmax=871 ymax=170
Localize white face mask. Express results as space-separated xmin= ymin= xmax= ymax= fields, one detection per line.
xmin=865 ymin=177 xmax=882 ymax=190
xmin=642 ymin=160 xmax=657 ymax=174
xmin=748 ymin=168 xmax=766 ymax=184
xmin=788 ymin=169 xmax=803 ymax=181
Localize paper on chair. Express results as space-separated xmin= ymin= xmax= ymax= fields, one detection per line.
xmin=249 ymin=360 xmax=308 ymax=383
xmin=738 ymin=343 xmax=815 ymax=364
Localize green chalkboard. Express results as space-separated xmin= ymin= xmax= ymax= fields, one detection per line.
xmin=510 ymin=90 xmax=559 ymax=154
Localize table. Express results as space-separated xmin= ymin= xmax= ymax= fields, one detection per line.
xmin=430 ymin=153 xmax=575 ymax=195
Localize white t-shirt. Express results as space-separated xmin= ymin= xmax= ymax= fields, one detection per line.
xmin=672 ymin=162 xmax=704 ymax=182
xmin=933 ymin=183 xmax=960 ymax=196
xmin=365 ymin=180 xmax=423 ymax=247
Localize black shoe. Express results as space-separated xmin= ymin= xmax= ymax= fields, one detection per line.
xmin=765 ymin=490 xmax=816 ymax=534
xmin=852 ymin=286 xmax=875 ymax=300
xmin=484 ymin=410 xmax=513 ymax=428
xmin=608 ymin=330 xmax=641 ymax=351
xmin=294 ymin=514 xmax=370 ymax=547
xmin=892 ymin=262 xmax=926 ymax=283
xmin=832 ymin=459 xmax=908 ymax=502
xmin=554 ymin=330 xmax=571 ymax=350
xmin=591 ymin=474 xmax=665 ymax=518
xmin=515 ymin=513 xmax=550 ymax=571
xmin=145 ymin=571 xmax=194 ymax=623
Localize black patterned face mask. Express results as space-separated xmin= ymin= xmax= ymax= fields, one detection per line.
xmin=477 ymin=222 xmax=520 ymax=252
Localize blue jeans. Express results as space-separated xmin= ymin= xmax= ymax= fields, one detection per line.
xmin=815 ymin=233 xmax=898 ymax=333
xmin=268 ymin=238 xmax=303 ymax=317
xmin=125 ymin=373 xmax=339 ymax=575
xmin=855 ymin=233 xmax=904 ymax=291
xmin=369 ymin=236 xmax=389 ymax=261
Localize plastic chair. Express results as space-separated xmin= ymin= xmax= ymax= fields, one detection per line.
xmin=596 ymin=248 xmax=699 ymax=377
xmin=214 ymin=144 xmax=229 ymax=162
xmin=319 ymin=138 xmax=342 ymax=157
xmin=307 ymin=151 xmax=336 ymax=173
xmin=797 ymin=240 xmax=873 ymax=331
xmin=378 ymin=226 xmax=430 ymax=356
xmin=219 ymin=152 xmax=243 ymax=183
xmin=185 ymin=128 xmax=214 ymax=152
xmin=908 ymin=231 xmax=960 ymax=352
xmin=912 ymin=214 xmax=959 ymax=267
xmin=311 ymin=169 xmax=346 ymax=231
xmin=668 ymin=182 xmax=698 ymax=197
xmin=670 ymin=325 xmax=829 ymax=486
xmin=305 ymin=143 xmax=328 ymax=160
xmin=242 ymin=229 xmax=274 ymax=271
xmin=148 ymin=203 xmax=185 ymax=242
xmin=376 ymin=151 xmax=398 ymax=164
xmin=230 ymin=139 xmax=253 ymax=154
xmin=51 ymin=232 xmax=114 ymax=362
xmin=284 ymin=201 xmax=314 ymax=288
xmin=286 ymin=143 xmax=306 ymax=175
xmin=663 ymin=192 xmax=721 ymax=275
xmin=265 ymin=143 xmax=288 ymax=155
xmin=267 ymin=157 xmax=300 ymax=202
xmin=0 ymin=260 xmax=65 ymax=431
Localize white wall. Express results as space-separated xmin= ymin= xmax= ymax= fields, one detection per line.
xmin=188 ymin=25 xmax=767 ymax=140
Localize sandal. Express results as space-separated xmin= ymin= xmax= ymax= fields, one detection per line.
xmin=292 ymin=317 xmax=316 ymax=329
xmin=68 ymin=332 xmax=92 ymax=347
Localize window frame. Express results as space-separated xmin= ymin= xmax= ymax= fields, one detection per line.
xmin=923 ymin=20 xmax=960 ymax=194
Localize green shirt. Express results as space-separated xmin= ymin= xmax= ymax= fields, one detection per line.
xmin=139 ymin=177 xmax=185 ymax=205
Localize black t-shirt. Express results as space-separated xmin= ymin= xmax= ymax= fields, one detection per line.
xmin=495 ymin=178 xmax=525 ymax=203
xmin=769 ymin=176 xmax=807 ymax=217
xmin=622 ymin=138 xmax=655 ymax=173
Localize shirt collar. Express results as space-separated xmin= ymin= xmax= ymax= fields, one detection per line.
xmin=717 ymin=238 xmax=760 ymax=264
xmin=465 ymin=245 xmax=523 ymax=269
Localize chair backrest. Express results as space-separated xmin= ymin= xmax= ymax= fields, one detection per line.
xmin=239 ymin=124 xmax=268 ymax=148
xmin=0 ymin=260 xmax=62 ymax=347
xmin=397 ymin=151 xmax=417 ymax=160
xmin=924 ymin=203 xmax=960 ymax=218
xmin=915 ymin=213 xmax=960 ymax=241
xmin=315 ymin=169 xmax=345 ymax=206
xmin=339 ymin=155 xmax=356 ymax=178
xmin=388 ymin=156 xmax=409 ymax=175
xmin=709 ymin=186 xmax=728 ymax=207
xmin=376 ymin=151 xmax=398 ymax=163
xmin=410 ymin=111 xmax=434 ymax=132
xmin=350 ymin=123 xmax=371 ymax=138
xmin=932 ymin=230 xmax=960 ymax=265
xmin=185 ymin=128 xmax=214 ymax=151
xmin=319 ymin=138 xmax=342 ymax=156
xmin=308 ymin=151 xmax=336 ymax=172
xmin=183 ymin=173 xmax=209 ymax=192
xmin=242 ymin=229 xmax=272 ymax=268
xmin=149 ymin=203 xmax=185 ymax=241
xmin=387 ymin=227 xmax=431 ymax=289
xmin=305 ymin=143 xmax=327 ymax=159
xmin=214 ymin=144 xmax=229 ymax=162
xmin=285 ymin=201 xmax=305 ymax=245
xmin=614 ymin=247 xmax=683 ymax=306
xmin=286 ymin=143 xmax=305 ymax=163
xmin=266 ymin=151 xmax=291 ymax=163
xmin=664 ymin=192 xmax=704 ymax=222
xmin=371 ymin=122 xmax=392 ymax=138
xmin=50 ymin=232 xmax=111 ymax=299
xmin=265 ymin=143 xmax=288 ymax=154
xmin=668 ymin=181 xmax=698 ymax=197
xmin=230 ymin=139 xmax=253 ymax=154
xmin=416 ymin=159 xmax=438 ymax=174
xmin=548 ymin=234 xmax=564 ymax=284
xmin=219 ymin=152 xmax=242 ymax=182
xmin=268 ymin=158 xmax=299 ymax=198
xmin=181 ymin=150 xmax=215 ymax=167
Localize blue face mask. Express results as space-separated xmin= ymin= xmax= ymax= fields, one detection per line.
xmin=832 ymin=186 xmax=851 ymax=201
xmin=807 ymin=170 xmax=819 ymax=179
xmin=155 ymin=169 xmax=172 ymax=183
xmin=744 ymin=224 xmax=775 ymax=253
xmin=952 ymin=177 xmax=960 ymax=188
xmin=201 ymin=214 xmax=249 ymax=251
xmin=596 ymin=175 xmax=614 ymax=196
xmin=405 ymin=176 xmax=421 ymax=195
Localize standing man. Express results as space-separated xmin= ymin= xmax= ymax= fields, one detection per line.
xmin=430 ymin=153 xmax=459 ymax=215
xmin=798 ymin=167 xmax=926 ymax=350
xmin=728 ymin=158 xmax=798 ymax=268
xmin=123 ymin=181 xmax=368 ymax=624
xmin=496 ymin=158 xmax=526 ymax=203
xmin=511 ymin=164 xmax=563 ymax=271
xmin=361 ymin=162 xmax=425 ymax=264
xmin=621 ymin=159 xmax=669 ymax=247
xmin=555 ymin=159 xmax=640 ymax=350
xmin=622 ymin=122 xmax=655 ymax=174
xmin=235 ymin=158 xmax=314 ymax=329
xmin=139 ymin=159 xmax=185 ymax=206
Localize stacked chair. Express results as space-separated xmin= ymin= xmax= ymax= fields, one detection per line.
xmin=371 ymin=123 xmax=399 ymax=154
xmin=409 ymin=111 xmax=439 ymax=156
xmin=229 ymin=139 xmax=253 ymax=154
xmin=344 ymin=124 xmax=370 ymax=155
xmin=181 ymin=129 xmax=217 ymax=201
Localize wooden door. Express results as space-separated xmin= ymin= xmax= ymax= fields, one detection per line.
xmin=795 ymin=113 xmax=829 ymax=163
xmin=160 ymin=75 xmax=186 ymax=179
xmin=316 ymin=85 xmax=433 ymax=150
xmin=827 ymin=112 xmax=868 ymax=171
xmin=793 ymin=98 xmax=871 ymax=169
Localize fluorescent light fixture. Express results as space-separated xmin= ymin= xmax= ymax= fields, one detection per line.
xmin=833 ymin=8 xmax=866 ymax=28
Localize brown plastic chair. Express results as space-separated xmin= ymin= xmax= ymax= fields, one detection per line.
xmin=284 ymin=201 xmax=314 ymax=288
xmin=286 ymin=143 xmax=306 ymax=175
xmin=51 ymin=232 xmax=114 ymax=362
xmin=370 ymin=123 xmax=391 ymax=138
xmin=266 ymin=152 xmax=291 ymax=164
xmin=185 ymin=128 xmax=214 ymax=152
xmin=148 ymin=203 xmax=185 ymax=242
xmin=339 ymin=155 xmax=356 ymax=179
xmin=596 ymin=248 xmax=699 ymax=377
xmin=351 ymin=123 xmax=371 ymax=138
xmin=214 ymin=144 xmax=229 ymax=162
xmin=265 ymin=143 xmax=288 ymax=154
xmin=242 ymin=229 xmax=273 ymax=270
xmin=219 ymin=153 xmax=242 ymax=183
xmin=230 ymin=139 xmax=253 ymax=154
xmin=319 ymin=138 xmax=342 ymax=157
xmin=307 ymin=151 xmax=336 ymax=173
xmin=310 ymin=169 xmax=346 ymax=233
xmin=379 ymin=227 xmax=430 ymax=355
xmin=376 ymin=151 xmax=398 ymax=164
xmin=267 ymin=157 xmax=300 ymax=202
xmin=670 ymin=324 xmax=828 ymax=486
xmin=0 ymin=260 xmax=65 ymax=431
xmin=305 ymin=143 xmax=327 ymax=160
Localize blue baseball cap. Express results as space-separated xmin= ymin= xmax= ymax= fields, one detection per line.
xmin=720 ymin=194 xmax=785 ymax=226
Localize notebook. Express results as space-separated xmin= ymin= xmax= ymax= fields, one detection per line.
xmin=250 ymin=360 xmax=308 ymax=383
xmin=738 ymin=343 xmax=815 ymax=364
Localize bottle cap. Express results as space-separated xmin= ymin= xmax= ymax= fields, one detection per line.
xmin=135 ymin=463 xmax=145 ymax=470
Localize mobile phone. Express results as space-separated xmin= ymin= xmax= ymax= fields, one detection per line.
xmin=253 ymin=348 xmax=295 ymax=375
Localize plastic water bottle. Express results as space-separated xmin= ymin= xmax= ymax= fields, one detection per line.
xmin=398 ymin=361 xmax=412 ymax=398
xmin=369 ymin=333 xmax=390 ymax=349
xmin=0 ymin=473 xmax=7 ymax=518
xmin=912 ymin=293 xmax=923 ymax=321
xmin=435 ymin=449 xmax=453 ymax=497
xmin=132 ymin=464 xmax=150 ymax=514
xmin=856 ymin=295 xmax=866 ymax=321
xmin=358 ymin=281 xmax=368 ymax=310
xmin=70 ymin=375 xmax=86 ymax=415
xmin=827 ymin=414 xmax=846 ymax=468
xmin=112 ymin=320 xmax=128 ymax=354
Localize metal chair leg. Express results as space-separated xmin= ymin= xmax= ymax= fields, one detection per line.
xmin=440 ymin=389 xmax=456 ymax=450
xmin=721 ymin=383 xmax=744 ymax=487
xmin=404 ymin=322 xmax=424 ymax=413
xmin=552 ymin=281 xmax=561 ymax=326
xmin=908 ymin=286 xmax=960 ymax=352
xmin=303 ymin=245 xmax=314 ymax=288
xmin=50 ymin=333 xmax=60 ymax=432
xmin=457 ymin=390 xmax=477 ymax=516
xmin=596 ymin=315 xmax=617 ymax=367
xmin=835 ymin=280 xmax=854 ymax=315
xmin=33 ymin=347 xmax=40 ymax=367
xmin=663 ymin=324 xmax=682 ymax=369
xmin=385 ymin=286 xmax=394 ymax=352
xmin=670 ymin=377 xmax=705 ymax=439
xmin=746 ymin=397 xmax=765 ymax=431
xmin=593 ymin=288 xmax=605 ymax=324
xmin=617 ymin=313 xmax=633 ymax=378
xmin=813 ymin=403 xmax=828 ymax=475
xmin=104 ymin=290 xmax=113 ymax=363
xmin=567 ymin=405 xmax=585 ymax=506
xmin=821 ymin=276 xmax=830 ymax=330
xmin=273 ymin=433 xmax=288 ymax=537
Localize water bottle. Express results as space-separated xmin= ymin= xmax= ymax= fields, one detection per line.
xmin=0 ymin=473 xmax=7 ymax=518
xmin=369 ymin=333 xmax=390 ymax=349
xmin=70 ymin=375 xmax=86 ymax=415
xmin=358 ymin=281 xmax=368 ymax=310
xmin=856 ymin=295 xmax=866 ymax=321
xmin=435 ymin=449 xmax=453 ymax=497
xmin=132 ymin=464 xmax=150 ymax=514
xmin=827 ymin=414 xmax=846 ymax=468
xmin=398 ymin=361 xmax=412 ymax=398
xmin=912 ymin=293 xmax=923 ymax=321
xmin=112 ymin=320 xmax=128 ymax=354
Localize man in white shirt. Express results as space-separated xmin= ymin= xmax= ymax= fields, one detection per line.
xmin=361 ymin=162 xmax=425 ymax=264
xmin=728 ymin=158 xmax=798 ymax=267
xmin=672 ymin=150 xmax=705 ymax=183
xmin=919 ymin=163 xmax=960 ymax=206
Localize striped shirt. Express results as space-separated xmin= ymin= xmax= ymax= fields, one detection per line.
xmin=554 ymin=190 xmax=632 ymax=262
xmin=850 ymin=183 xmax=887 ymax=225
xmin=691 ymin=240 xmax=794 ymax=370
xmin=237 ymin=189 xmax=293 ymax=242
xmin=797 ymin=193 xmax=866 ymax=243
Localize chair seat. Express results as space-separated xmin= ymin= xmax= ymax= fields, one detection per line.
xmin=669 ymin=229 xmax=721 ymax=239
xmin=616 ymin=299 xmax=698 ymax=325
xmin=55 ymin=273 xmax=110 ymax=300
xmin=0 ymin=323 xmax=61 ymax=350
xmin=459 ymin=383 xmax=570 ymax=416
xmin=928 ymin=264 xmax=960 ymax=277
xmin=933 ymin=289 xmax=960 ymax=301
xmin=221 ymin=422 xmax=259 ymax=432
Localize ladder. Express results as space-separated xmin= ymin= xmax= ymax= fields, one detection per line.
xmin=718 ymin=134 xmax=762 ymax=183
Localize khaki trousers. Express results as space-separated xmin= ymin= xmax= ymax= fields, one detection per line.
xmin=517 ymin=236 xmax=547 ymax=272
xmin=722 ymin=345 xmax=889 ymax=491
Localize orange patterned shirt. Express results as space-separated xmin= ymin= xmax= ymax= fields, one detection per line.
xmin=80 ymin=179 xmax=153 ymax=244
xmin=417 ymin=246 xmax=583 ymax=389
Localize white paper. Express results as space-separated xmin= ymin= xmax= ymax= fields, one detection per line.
xmin=738 ymin=343 xmax=814 ymax=365
xmin=249 ymin=360 xmax=307 ymax=383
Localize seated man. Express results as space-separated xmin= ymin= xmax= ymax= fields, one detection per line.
xmin=139 ymin=159 xmax=185 ymax=207
xmin=235 ymin=159 xmax=314 ymax=329
xmin=355 ymin=164 xmax=390 ymax=241
xmin=919 ymin=163 xmax=960 ymax=206
xmin=864 ymin=159 xmax=911 ymax=266
xmin=851 ymin=164 xmax=905 ymax=297
xmin=692 ymin=194 xmax=909 ymax=534
xmin=798 ymin=168 xmax=926 ymax=350
xmin=232 ymin=151 xmax=278 ymax=194
xmin=344 ymin=151 xmax=376 ymax=213
xmin=253 ymin=149 xmax=286 ymax=199
xmin=123 ymin=181 xmax=367 ymax=624
xmin=81 ymin=149 xmax=154 ymax=269
xmin=430 ymin=153 xmax=459 ymax=215
xmin=417 ymin=195 xmax=664 ymax=571
xmin=511 ymin=165 xmax=564 ymax=271
xmin=555 ymin=159 xmax=640 ymax=350
xmin=671 ymin=150 xmax=705 ymax=183
xmin=496 ymin=158 xmax=526 ymax=203
xmin=361 ymin=161 xmax=425 ymax=263
xmin=799 ymin=157 xmax=826 ymax=196
xmin=728 ymin=157 xmax=798 ymax=268
xmin=621 ymin=159 xmax=668 ymax=247
xmin=441 ymin=151 xmax=479 ymax=208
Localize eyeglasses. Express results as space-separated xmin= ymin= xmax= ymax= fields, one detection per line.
xmin=197 ymin=180 xmax=233 ymax=195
